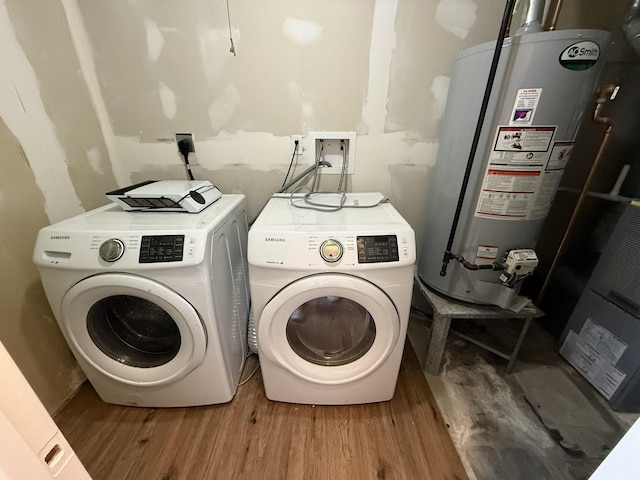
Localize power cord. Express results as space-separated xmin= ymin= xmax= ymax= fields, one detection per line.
xmin=238 ymin=354 xmax=260 ymax=386
xmin=178 ymin=139 xmax=195 ymax=181
xmin=281 ymin=140 xmax=299 ymax=190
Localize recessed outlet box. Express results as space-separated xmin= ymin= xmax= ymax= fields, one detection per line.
xmin=291 ymin=135 xmax=303 ymax=155
xmin=308 ymin=131 xmax=356 ymax=175
xmin=175 ymin=133 xmax=195 ymax=152
xmin=175 ymin=133 xmax=196 ymax=165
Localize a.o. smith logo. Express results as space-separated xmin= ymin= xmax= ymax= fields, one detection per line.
xmin=50 ymin=235 xmax=70 ymax=240
xmin=265 ymin=237 xmax=286 ymax=242
xmin=559 ymin=41 xmax=600 ymax=70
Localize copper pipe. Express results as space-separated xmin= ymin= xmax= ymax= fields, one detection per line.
xmin=536 ymin=85 xmax=616 ymax=306
xmin=544 ymin=0 xmax=563 ymax=30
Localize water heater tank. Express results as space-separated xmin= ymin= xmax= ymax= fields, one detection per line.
xmin=418 ymin=29 xmax=610 ymax=308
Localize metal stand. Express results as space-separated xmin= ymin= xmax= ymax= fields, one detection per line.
xmin=414 ymin=272 xmax=544 ymax=375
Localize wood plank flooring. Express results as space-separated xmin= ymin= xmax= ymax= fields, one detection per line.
xmin=54 ymin=343 xmax=467 ymax=480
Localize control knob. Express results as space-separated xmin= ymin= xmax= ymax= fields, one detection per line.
xmin=320 ymin=239 xmax=343 ymax=263
xmin=99 ymin=238 xmax=125 ymax=262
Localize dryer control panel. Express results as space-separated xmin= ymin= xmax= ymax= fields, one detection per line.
xmin=139 ymin=235 xmax=185 ymax=263
xmin=357 ymin=235 xmax=399 ymax=263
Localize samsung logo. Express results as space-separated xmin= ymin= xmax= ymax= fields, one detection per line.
xmin=50 ymin=235 xmax=70 ymax=240
xmin=265 ymin=237 xmax=286 ymax=243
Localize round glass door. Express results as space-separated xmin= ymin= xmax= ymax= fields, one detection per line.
xmin=286 ymin=296 xmax=376 ymax=366
xmin=61 ymin=273 xmax=207 ymax=386
xmin=258 ymin=273 xmax=400 ymax=385
xmin=87 ymin=295 xmax=181 ymax=368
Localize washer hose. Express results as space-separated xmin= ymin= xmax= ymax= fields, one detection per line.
xmin=247 ymin=307 xmax=258 ymax=355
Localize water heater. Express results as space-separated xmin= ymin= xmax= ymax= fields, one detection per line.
xmin=418 ymin=29 xmax=610 ymax=308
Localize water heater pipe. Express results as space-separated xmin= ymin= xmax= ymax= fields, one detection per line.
xmin=543 ymin=0 xmax=563 ymax=31
xmin=520 ymin=0 xmax=546 ymax=33
xmin=439 ymin=0 xmax=518 ymax=277
xmin=535 ymin=85 xmax=617 ymax=305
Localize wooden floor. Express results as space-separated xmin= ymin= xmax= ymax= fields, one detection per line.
xmin=54 ymin=343 xmax=467 ymax=480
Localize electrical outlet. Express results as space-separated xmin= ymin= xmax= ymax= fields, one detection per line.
xmin=291 ymin=135 xmax=303 ymax=155
xmin=176 ymin=133 xmax=195 ymax=152
xmin=175 ymin=133 xmax=196 ymax=165
xmin=308 ymin=131 xmax=356 ymax=175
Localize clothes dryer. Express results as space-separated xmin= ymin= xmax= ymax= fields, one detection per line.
xmin=249 ymin=193 xmax=415 ymax=404
xmin=33 ymin=195 xmax=249 ymax=407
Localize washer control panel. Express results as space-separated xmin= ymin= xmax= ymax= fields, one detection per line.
xmin=139 ymin=235 xmax=185 ymax=263
xmin=99 ymin=239 xmax=125 ymax=262
xmin=356 ymin=235 xmax=399 ymax=263
xmin=319 ymin=239 xmax=343 ymax=263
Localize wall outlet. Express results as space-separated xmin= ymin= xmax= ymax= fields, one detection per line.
xmin=291 ymin=135 xmax=303 ymax=155
xmin=175 ymin=133 xmax=196 ymax=165
xmin=308 ymin=131 xmax=356 ymax=175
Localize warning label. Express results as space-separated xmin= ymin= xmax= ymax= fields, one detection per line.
xmin=476 ymin=244 xmax=499 ymax=265
xmin=494 ymin=126 xmax=555 ymax=153
xmin=547 ymin=141 xmax=574 ymax=170
xmin=560 ymin=318 xmax=627 ymax=400
xmin=475 ymin=126 xmax=561 ymax=221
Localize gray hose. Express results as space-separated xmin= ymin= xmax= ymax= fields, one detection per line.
xmin=247 ymin=307 xmax=258 ymax=355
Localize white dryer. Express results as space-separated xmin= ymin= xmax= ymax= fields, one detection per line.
xmin=249 ymin=193 xmax=416 ymax=405
xmin=33 ymin=195 xmax=249 ymax=407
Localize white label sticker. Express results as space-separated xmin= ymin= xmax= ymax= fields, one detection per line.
xmin=475 ymin=126 xmax=557 ymax=221
xmin=560 ymin=319 xmax=628 ymax=400
xmin=547 ymin=141 xmax=574 ymax=170
xmin=529 ymin=170 xmax=563 ymax=220
xmin=476 ymin=245 xmax=499 ymax=265
xmin=494 ymin=126 xmax=555 ymax=152
xmin=509 ymin=88 xmax=542 ymax=126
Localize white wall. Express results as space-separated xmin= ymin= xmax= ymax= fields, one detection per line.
xmin=68 ymin=0 xmax=512 ymax=246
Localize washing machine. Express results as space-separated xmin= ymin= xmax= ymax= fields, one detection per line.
xmin=32 ymin=195 xmax=249 ymax=407
xmin=249 ymin=193 xmax=416 ymax=405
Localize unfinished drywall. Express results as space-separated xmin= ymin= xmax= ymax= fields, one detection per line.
xmin=5 ymin=0 xmax=116 ymax=215
xmin=71 ymin=0 xmax=510 ymax=247
xmin=0 ymin=0 xmax=117 ymax=412
xmin=0 ymin=117 xmax=85 ymax=412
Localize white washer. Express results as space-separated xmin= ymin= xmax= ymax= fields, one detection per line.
xmin=249 ymin=193 xmax=416 ymax=405
xmin=33 ymin=195 xmax=249 ymax=407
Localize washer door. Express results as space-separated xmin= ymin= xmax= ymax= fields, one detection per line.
xmin=61 ymin=273 xmax=207 ymax=386
xmin=258 ymin=273 xmax=400 ymax=385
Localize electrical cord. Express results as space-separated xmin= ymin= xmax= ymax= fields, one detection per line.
xmin=238 ymin=354 xmax=260 ymax=386
xmin=177 ymin=139 xmax=195 ymax=181
xmin=281 ymin=140 xmax=299 ymax=190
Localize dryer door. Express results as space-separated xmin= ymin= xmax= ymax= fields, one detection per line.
xmin=258 ymin=273 xmax=400 ymax=385
xmin=61 ymin=273 xmax=206 ymax=386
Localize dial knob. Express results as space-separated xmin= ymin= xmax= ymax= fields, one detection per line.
xmin=99 ymin=238 xmax=125 ymax=262
xmin=320 ymin=239 xmax=343 ymax=263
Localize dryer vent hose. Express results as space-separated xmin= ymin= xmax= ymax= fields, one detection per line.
xmin=247 ymin=307 xmax=259 ymax=355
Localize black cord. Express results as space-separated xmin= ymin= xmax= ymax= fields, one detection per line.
xmin=281 ymin=140 xmax=299 ymax=189
xmin=440 ymin=0 xmax=517 ymax=277
xmin=178 ymin=139 xmax=195 ymax=181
